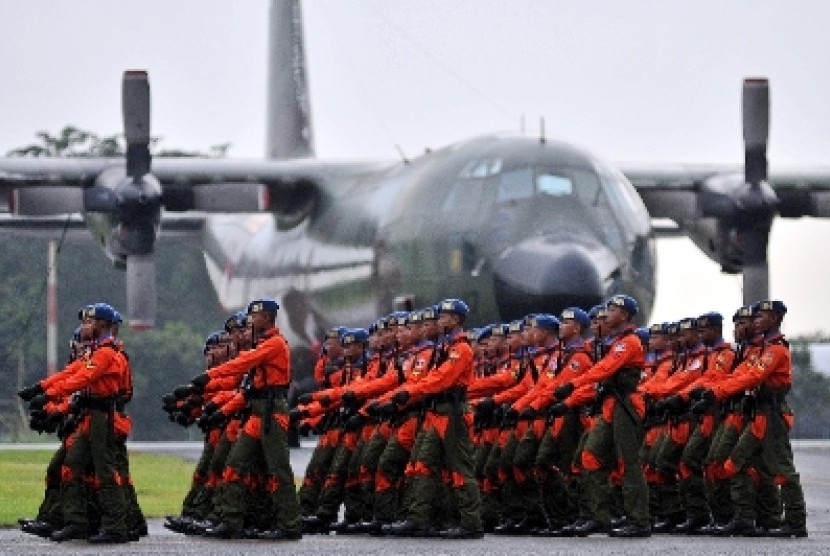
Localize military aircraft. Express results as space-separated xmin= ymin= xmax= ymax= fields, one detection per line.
xmin=2 ymin=0 xmax=830 ymax=390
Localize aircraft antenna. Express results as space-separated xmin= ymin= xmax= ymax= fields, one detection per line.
xmin=539 ymin=117 xmax=546 ymax=144
xmin=395 ymin=144 xmax=410 ymax=165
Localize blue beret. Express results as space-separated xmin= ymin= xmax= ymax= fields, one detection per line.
xmin=409 ymin=310 xmax=424 ymax=324
xmin=757 ymin=300 xmax=787 ymax=316
xmin=679 ymin=317 xmax=698 ymax=331
xmin=422 ymin=306 xmax=439 ymax=321
xmin=561 ymin=307 xmax=590 ymax=328
xmin=341 ymin=328 xmax=369 ymax=346
xmin=588 ymin=305 xmax=607 ymax=319
xmin=491 ymin=323 xmax=509 ymax=337
xmin=529 ymin=313 xmax=560 ymax=331
xmin=635 ymin=327 xmax=650 ymax=343
xmin=476 ymin=325 xmax=494 ymax=342
xmin=325 ymin=326 xmax=347 ymax=340
xmin=204 ymin=330 xmax=224 ymax=353
xmin=607 ymin=294 xmax=639 ymax=316
xmin=111 ymin=310 xmax=123 ymax=325
xmin=508 ymin=320 xmax=525 ymax=333
xmin=388 ymin=311 xmax=409 ymax=325
xmin=81 ymin=303 xmax=117 ymax=323
xmin=247 ymin=298 xmax=279 ymax=314
xmin=77 ymin=304 xmax=95 ymax=320
xmin=697 ymin=312 xmax=723 ymax=327
xmin=649 ymin=322 xmax=671 ymax=335
xmin=438 ymin=298 xmax=469 ymax=317
xmin=733 ymin=306 xmax=753 ymax=322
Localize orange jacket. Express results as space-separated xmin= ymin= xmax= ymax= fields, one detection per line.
xmin=678 ymin=342 xmax=735 ymax=400
xmin=207 ymin=327 xmax=290 ymax=388
xmin=525 ymin=345 xmax=592 ymax=411
xmin=394 ymin=331 xmax=473 ymax=401
xmin=570 ymin=326 xmax=644 ymax=390
xmin=45 ymin=337 xmax=125 ymax=399
xmin=645 ymin=344 xmax=707 ymax=399
xmin=713 ymin=334 xmax=791 ymax=400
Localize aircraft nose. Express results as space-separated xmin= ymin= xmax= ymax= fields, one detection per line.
xmin=492 ymin=236 xmax=617 ymax=320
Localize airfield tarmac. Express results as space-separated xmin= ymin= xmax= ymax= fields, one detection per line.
xmin=1 ymin=440 xmax=828 ymax=555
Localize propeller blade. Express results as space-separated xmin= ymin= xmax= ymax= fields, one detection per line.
xmin=126 ymin=254 xmax=156 ymax=330
xmin=742 ymin=78 xmax=769 ymax=185
xmin=122 ymin=70 xmax=152 ymax=179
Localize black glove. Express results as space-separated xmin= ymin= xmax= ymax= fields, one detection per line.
xmin=341 ymin=390 xmax=358 ymax=408
xmin=174 ymin=411 xmax=191 ymax=427
xmin=344 ymin=413 xmax=365 ymax=432
xmin=196 ymin=413 xmax=212 ymax=432
xmin=173 ymin=384 xmax=194 ymax=399
xmin=547 ymin=402 xmax=568 ymax=418
xmin=18 ymin=383 xmax=44 ymax=402
xmin=365 ymin=401 xmax=381 ymax=417
xmin=691 ymin=389 xmax=716 ymax=415
xmin=656 ymin=394 xmax=685 ymax=413
xmin=297 ymin=392 xmax=314 ymax=405
xmin=688 ymin=386 xmax=707 ymax=401
xmin=318 ymin=395 xmax=331 ymax=408
xmin=208 ymin=411 xmax=228 ymax=428
xmin=519 ymin=407 xmax=537 ymax=420
xmin=202 ymin=400 xmax=219 ymax=415
xmin=392 ymin=390 xmax=410 ymax=406
xmin=502 ymin=406 xmax=518 ymax=427
xmin=289 ymin=408 xmax=304 ymax=424
xmin=190 ymin=373 xmax=210 ymax=393
xmin=298 ymin=422 xmax=313 ymax=437
xmin=554 ymin=383 xmax=574 ymax=401
xmin=379 ymin=402 xmax=398 ymax=419
xmin=161 ymin=393 xmax=178 ymax=412
xmin=475 ymin=397 xmax=496 ymax=416
xmin=29 ymin=394 xmax=48 ymax=410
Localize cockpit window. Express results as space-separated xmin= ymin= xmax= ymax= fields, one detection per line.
xmin=537 ymin=172 xmax=573 ymax=196
xmin=459 ymin=158 xmax=503 ymax=178
xmin=497 ymin=168 xmax=534 ymax=202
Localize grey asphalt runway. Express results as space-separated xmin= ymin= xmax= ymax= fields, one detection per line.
xmin=2 ymin=441 xmax=828 ymax=555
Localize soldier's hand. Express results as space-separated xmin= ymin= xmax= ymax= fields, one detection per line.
xmin=17 ymin=383 xmax=44 ymax=402
xmin=341 ymin=390 xmax=357 ymax=408
xmin=656 ymin=394 xmax=684 ymax=413
xmin=196 ymin=413 xmax=212 ymax=431
xmin=173 ymin=384 xmax=194 ymax=400
xmin=297 ymin=393 xmax=314 ymax=405
xmin=28 ymin=394 xmax=48 ymax=410
xmin=298 ymin=422 xmax=313 ymax=437
xmin=690 ymin=389 xmax=716 ymax=415
xmin=208 ymin=411 xmax=228 ymax=428
xmin=502 ymin=405 xmax=518 ymax=427
xmin=548 ymin=402 xmax=568 ymax=418
xmin=519 ymin=407 xmax=537 ymax=420
xmin=345 ymin=414 xmax=365 ymax=432
xmin=161 ymin=393 xmax=178 ymax=412
xmin=554 ymin=383 xmax=574 ymax=401
xmin=392 ymin=390 xmax=410 ymax=406
xmin=319 ymin=395 xmax=331 ymax=408
xmin=379 ymin=402 xmax=398 ymax=419
xmin=289 ymin=408 xmax=305 ymax=424
xmin=202 ymin=400 xmax=219 ymax=415
xmin=190 ymin=373 xmax=210 ymax=394
xmin=475 ymin=397 xmax=496 ymax=416
xmin=173 ymin=411 xmax=191 ymax=427
xmin=688 ymin=386 xmax=707 ymax=401
xmin=365 ymin=401 xmax=381 ymax=417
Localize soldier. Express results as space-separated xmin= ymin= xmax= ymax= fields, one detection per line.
xmin=43 ymin=303 xmax=134 ymax=543
xmin=696 ymin=300 xmax=807 ymax=538
xmin=191 ymin=298 xmax=301 ymax=540
xmin=387 ymin=298 xmax=483 ymax=539
xmin=555 ymin=294 xmax=651 ymax=538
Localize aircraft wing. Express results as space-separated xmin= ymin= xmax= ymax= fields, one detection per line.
xmin=621 ymin=162 xmax=830 ymax=223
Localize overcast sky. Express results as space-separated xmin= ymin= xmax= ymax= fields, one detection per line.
xmin=1 ymin=0 xmax=829 ymax=338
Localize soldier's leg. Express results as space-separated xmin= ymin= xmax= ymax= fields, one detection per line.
xmin=88 ymin=411 xmax=128 ymax=535
xmin=581 ymin=415 xmax=615 ymax=528
xmin=37 ymin=444 xmax=66 ymax=528
xmin=441 ymin=410 xmax=482 ymax=533
xmin=260 ymin=406 xmax=301 ymax=534
xmin=299 ymin=434 xmax=336 ymax=517
xmin=315 ymin=431 xmax=356 ymax=523
xmin=406 ymin=422 xmax=446 ymax=529
xmin=760 ymin=410 xmax=806 ymax=532
xmin=212 ymin=431 xmax=259 ymax=532
xmin=59 ymin=431 xmax=93 ymax=532
xmin=611 ymin=398 xmax=649 ymax=528
xmin=679 ymin=416 xmax=715 ymax=526
xmin=180 ymin=437 xmax=214 ymax=519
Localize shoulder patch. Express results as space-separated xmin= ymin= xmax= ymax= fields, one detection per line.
xmin=614 ymin=343 xmax=626 ymax=353
xmin=449 ymin=349 xmax=460 ymax=360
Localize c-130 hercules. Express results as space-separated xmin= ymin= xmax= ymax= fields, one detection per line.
xmin=2 ymin=0 xmax=830 ymax=391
